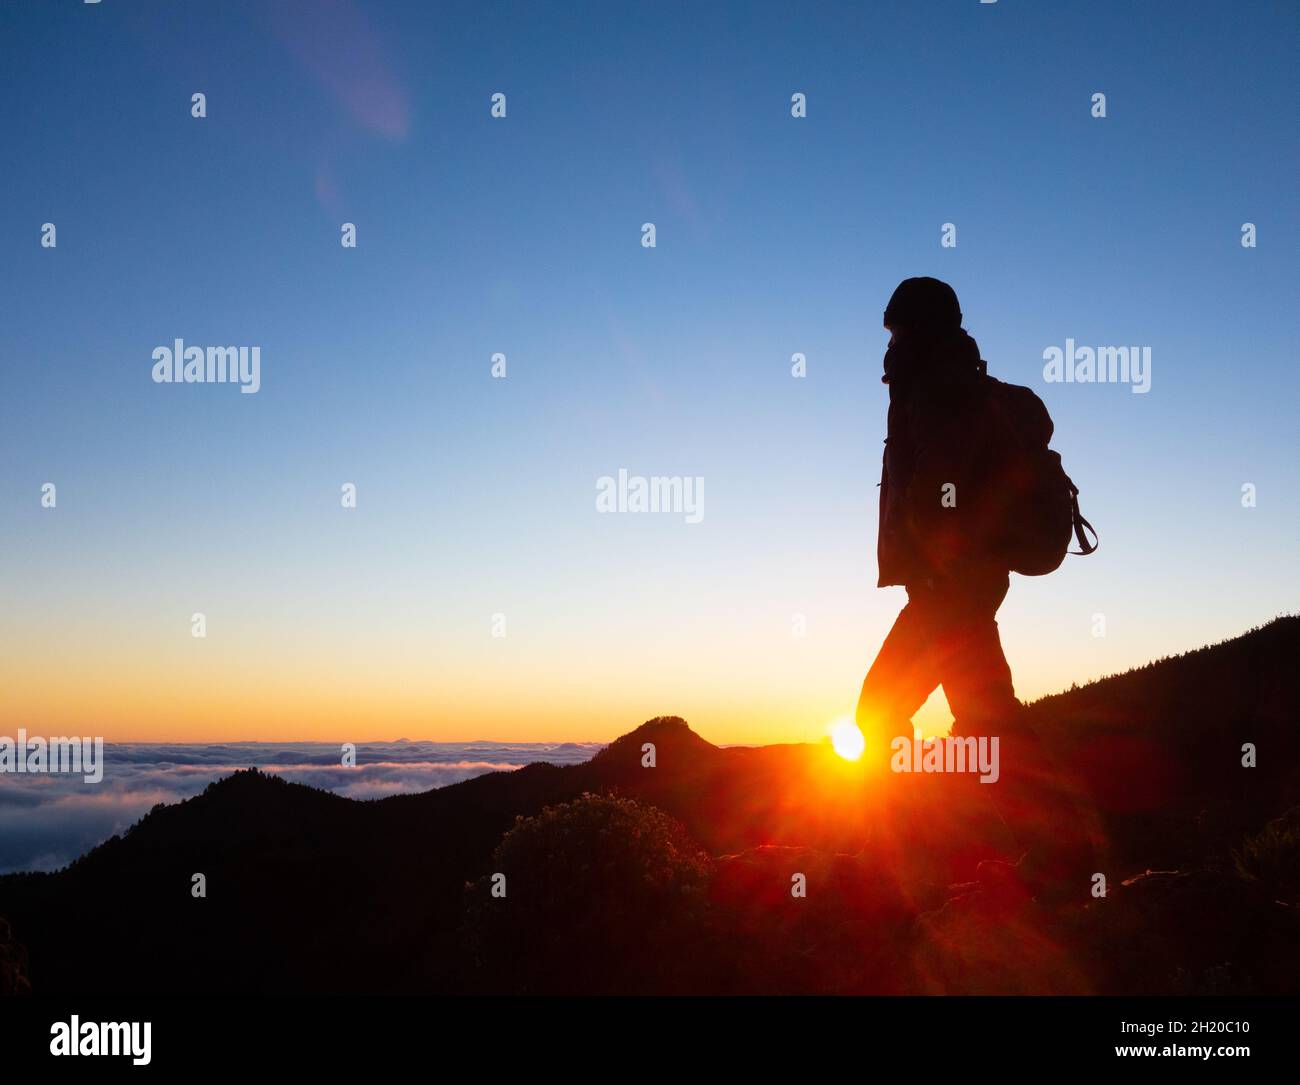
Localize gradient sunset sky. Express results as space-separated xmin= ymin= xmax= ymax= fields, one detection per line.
xmin=2 ymin=0 xmax=1297 ymax=745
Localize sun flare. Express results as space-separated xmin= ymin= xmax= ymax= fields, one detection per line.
xmin=829 ymin=717 xmax=865 ymax=761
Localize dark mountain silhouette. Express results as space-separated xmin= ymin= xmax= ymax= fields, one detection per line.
xmin=2 ymin=617 xmax=1297 ymax=995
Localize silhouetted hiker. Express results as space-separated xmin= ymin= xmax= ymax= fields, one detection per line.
xmin=856 ymin=277 xmax=1020 ymax=743
xmin=857 ymin=277 xmax=1098 ymax=899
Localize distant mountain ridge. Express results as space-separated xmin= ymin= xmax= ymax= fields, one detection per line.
xmin=0 ymin=738 xmax=609 ymax=874
xmin=2 ymin=617 xmax=1297 ymax=995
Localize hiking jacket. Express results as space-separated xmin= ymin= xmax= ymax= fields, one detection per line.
xmin=876 ymin=332 xmax=1006 ymax=588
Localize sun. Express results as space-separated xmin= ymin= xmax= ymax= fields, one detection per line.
xmin=828 ymin=717 xmax=865 ymax=761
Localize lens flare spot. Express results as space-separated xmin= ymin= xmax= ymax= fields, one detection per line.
xmin=829 ymin=717 xmax=865 ymax=761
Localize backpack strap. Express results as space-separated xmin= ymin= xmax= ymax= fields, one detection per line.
xmin=1065 ymin=475 xmax=1099 ymax=556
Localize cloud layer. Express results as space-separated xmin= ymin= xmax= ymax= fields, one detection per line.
xmin=0 ymin=740 xmax=602 ymax=874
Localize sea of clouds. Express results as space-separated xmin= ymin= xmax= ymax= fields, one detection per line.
xmin=0 ymin=740 xmax=604 ymax=875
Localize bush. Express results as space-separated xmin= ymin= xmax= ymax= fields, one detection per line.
xmin=1233 ymin=807 xmax=1300 ymax=904
xmin=463 ymin=793 xmax=712 ymax=993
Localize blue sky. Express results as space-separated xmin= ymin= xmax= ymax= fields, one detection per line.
xmin=1 ymin=0 xmax=1297 ymax=743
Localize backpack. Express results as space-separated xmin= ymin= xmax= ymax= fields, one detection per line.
xmin=976 ymin=367 xmax=1098 ymax=576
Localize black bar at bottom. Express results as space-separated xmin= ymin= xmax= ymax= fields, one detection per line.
xmin=0 ymin=994 xmax=1289 ymax=1072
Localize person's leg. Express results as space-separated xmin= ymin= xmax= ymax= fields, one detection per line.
xmin=935 ymin=575 xmax=1019 ymax=737
xmin=855 ymin=590 xmax=944 ymax=758
xmin=856 ymin=590 xmax=948 ymax=864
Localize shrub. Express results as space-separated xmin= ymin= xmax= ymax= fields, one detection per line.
xmin=463 ymin=793 xmax=712 ymax=993
xmin=1233 ymin=807 xmax=1300 ymax=904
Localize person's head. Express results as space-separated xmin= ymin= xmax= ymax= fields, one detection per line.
xmin=881 ymin=278 xmax=978 ymax=385
xmin=883 ymin=277 xmax=962 ymax=341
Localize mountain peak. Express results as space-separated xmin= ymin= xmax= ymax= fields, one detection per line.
xmin=591 ymin=716 xmax=717 ymax=767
